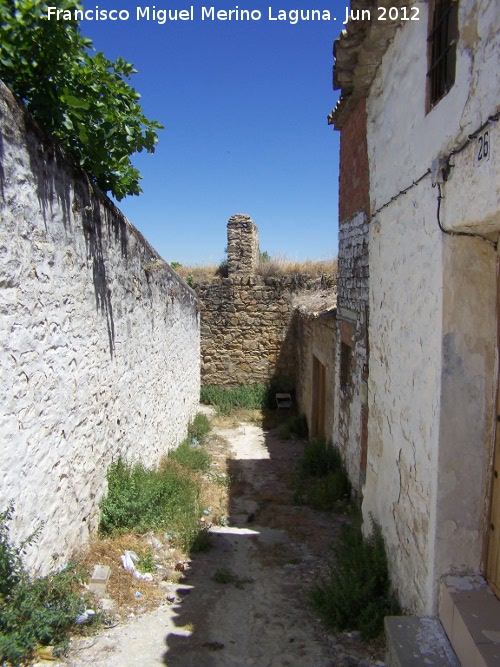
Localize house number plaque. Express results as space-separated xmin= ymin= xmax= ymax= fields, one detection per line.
xmin=477 ymin=129 xmax=491 ymax=165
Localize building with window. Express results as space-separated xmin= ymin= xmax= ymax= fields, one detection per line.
xmin=330 ymin=0 xmax=500 ymax=638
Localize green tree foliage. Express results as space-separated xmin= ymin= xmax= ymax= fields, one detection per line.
xmin=0 ymin=0 xmax=163 ymax=199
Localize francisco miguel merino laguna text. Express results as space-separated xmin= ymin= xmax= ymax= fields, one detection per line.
xmin=47 ymin=5 xmax=338 ymax=24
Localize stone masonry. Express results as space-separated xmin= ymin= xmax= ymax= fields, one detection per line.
xmin=196 ymin=215 xmax=336 ymax=390
xmin=227 ymin=214 xmax=260 ymax=276
xmin=0 ymin=80 xmax=200 ymax=574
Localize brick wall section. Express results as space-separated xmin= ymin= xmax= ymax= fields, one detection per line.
xmin=338 ymin=98 xmax=370 ymax=222
xmin=227 ymin=214 xmax=259 ymax=276
xmin=335 ymin=98 xmax=370 ymax=495
xmin=0 ymin=81 xmax=200 ymax=574
xmin=197 ymin=274 xmax=334 ymax=388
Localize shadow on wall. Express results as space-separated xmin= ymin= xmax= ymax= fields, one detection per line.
xmin=24 ymin=111 xmax=73 ymax=232
xmin=21 ymin=103 xmax=134 ymax=358
xmin=269 ymin=308 xmax=299 ymax=395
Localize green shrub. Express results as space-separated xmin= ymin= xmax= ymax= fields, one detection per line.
xmin=168 ymin=413 xmax=211 ymax=472
xmin=99 ymin=457 xmax=201 ymax=550
xmin=187 ymin=413 xmax=211 ymax=442
xmin=280 ymin=414 xmax=308 ymax=439
xmin=200 ymin=383 xmax=270 ymax=415
xmin=0 ymin=505 xmax=91 ymax=666
xmin=0 ymin=0 xmax=163 ymax=200
xmin=298 ymin=469 xmax=352 ymax=511
xmin=0 ymin=503 xmax=25 ymax=599
xmin=310 ymin=520 xmax=399 ymax=640
xmin=168 ymin=439 xmax=211 ymax=473
xmin=299 ymin=438 xmax=342 ymax=478
xmin=293 ymin=439 xmax=351 ymax=510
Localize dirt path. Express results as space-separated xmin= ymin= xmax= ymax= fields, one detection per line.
xmin=56 ymin=419 xmax=385 ymax=667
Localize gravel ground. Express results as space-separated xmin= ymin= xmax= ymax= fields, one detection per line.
xmin=51 ymin=418 xmax=386 ymax=667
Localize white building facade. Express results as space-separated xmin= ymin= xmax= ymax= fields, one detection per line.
xmin=331 ymin=0 xmax=500 ymax=616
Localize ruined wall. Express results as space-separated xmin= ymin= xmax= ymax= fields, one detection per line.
xmin=0 ymin=81 xmax=200 ymax=574
xmin=227 ymin=214 xmax=259 ymax=276
xmin=198 ymin=215 xmax=336 ymax=389
xmin=295 ymin=310 xmax=336 ymax=440
xmin=334 ymin=98 xmax=370 ymax=495
xmin=198 ymin=274 xmax=332 ymax=388
xmin=363 ymin=0 xmax=500 ymax=615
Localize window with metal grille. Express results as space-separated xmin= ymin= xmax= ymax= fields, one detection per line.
xmin=427 ymin=0 xmax=458 ymax=109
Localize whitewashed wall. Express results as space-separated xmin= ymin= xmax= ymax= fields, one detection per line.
xmin=0 ymin=81 xmax=200 ymax=574
xmin=363 ymin=0 xmax=500 ymax=614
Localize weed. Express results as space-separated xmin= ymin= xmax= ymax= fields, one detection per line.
xmin=280 ymin=414 xmax=308 ymax=440
xmin=189 ymin=527 xmax=212 ymax=553
xmin=298 ymin=438 xmax=341 ymax=478
xmin=187 ymin=413 xmax=211 ymax=441
xmin=137 ymin=551 xmax=156 ymax=574
xmin=168 ymin=439 xmax=211 ymax=472
xmin=213 ymin=567 xmax=234 ymax=584
xmin=173 ymin=256 xmax=337 ymax=284
xmin=99 ymin=457 xmax=201 ymax=551
xmin=293 ymin=439 xmax=351 ymax=510
xmin=310 ymin=519 xmax=399 ymax=641
xmin=99 ymin=412 xmax=215 ymax=551
xmin=0 ymin=505 xmax=95 ymax=666
xmin=200 ymin=384 xmax=270 ymax=415
xmin=213 ymin=568 xmax=253 ymax=588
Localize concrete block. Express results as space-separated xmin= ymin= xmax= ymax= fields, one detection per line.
xmin=385 ymin=616 xmax=460 ymax=667
xmin=89 ymin=564 xmax=111 ymax=597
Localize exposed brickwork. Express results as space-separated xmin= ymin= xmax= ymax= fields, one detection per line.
xmin=335 ymin=97 xmax=370 ymax=496
xmin=338 ymin=98 xmax=370 ymax=222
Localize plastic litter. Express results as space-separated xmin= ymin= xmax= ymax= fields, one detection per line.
xmin=189 ymin=438 xmax=199 ymax=447
xmin=135 ymin=591 xmax=143 ymax=598
xmin=75 ymin=609 xmax=96 ymax=625
xmin=121 ymin=550 xmax=154 ymax=581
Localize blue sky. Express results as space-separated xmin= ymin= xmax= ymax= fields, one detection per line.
xmin=82 ymin=0 xmax=344 ymax=265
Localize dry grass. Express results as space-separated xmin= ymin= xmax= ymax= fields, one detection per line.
xmin=210 ymin=407 xmax=287 ymax=432
xmin=257 ymin=255 xmax=337 ymax=279
xmin=171 ymin=256 xmax=337 ymax=284
xmin=73 ymin=533 xmax=186 ymax=620
xmin=71 ymin=427 xmax=236 ymax=622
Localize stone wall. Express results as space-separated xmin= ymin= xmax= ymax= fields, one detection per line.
xmin=227 ymin=214 xmax=259 ymax=276
xmin=198 ymin=274 xmax=331 ymax=388
xmin=197 ymin=215 xmax=336 ymax=390
xmin=0 ymin=81 xmax=200 ymax=574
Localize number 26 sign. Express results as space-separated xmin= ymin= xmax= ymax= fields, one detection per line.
xmin=477 ymin=129 xmax=491 ymax=165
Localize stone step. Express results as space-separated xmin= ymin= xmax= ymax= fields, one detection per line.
xmin=385 ymin=616 xmax=461 ymax=667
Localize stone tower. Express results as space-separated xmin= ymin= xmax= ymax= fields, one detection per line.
xmin=226 ymin=214 xmax=259 ymax=276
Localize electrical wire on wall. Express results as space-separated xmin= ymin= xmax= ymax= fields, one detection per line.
xmin=370 ymin=108 xmax=500 ymax=251
xmin=433 ymin=109 xmax=500 ymax=250
xmin=434 ymin=182 xmax=497 ymax=250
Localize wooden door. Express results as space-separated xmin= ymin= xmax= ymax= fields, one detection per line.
xmin=487 ymin=267 xmax=500 ymax=596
